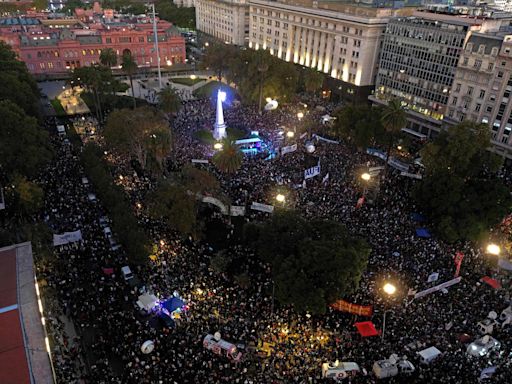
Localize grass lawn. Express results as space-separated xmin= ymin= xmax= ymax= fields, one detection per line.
xmin=171 ymin=77 xmax=204 ymax=86
xmin=51 ymin=98 xmax=67 ymax=116
xmin=193 ymin=81 xmax=237 ymax=99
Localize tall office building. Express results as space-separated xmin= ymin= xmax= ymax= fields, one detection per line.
xmin=195 ymin=0 xmax=250 ymax=45
xmin=446 ymin=33 xmax=512 ymax=158
xmin=371 ymin=8 xmax=512 ymax=136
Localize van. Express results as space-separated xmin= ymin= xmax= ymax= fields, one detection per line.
xmin=418 ymin=347 xmax=441 ymax=364
xmin=322 ymin=361 xmax=364 ymax=380
xmin=121 ymin=266 xmax=134 ymax=281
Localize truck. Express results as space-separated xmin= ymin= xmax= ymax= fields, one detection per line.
xmin=373 ymin=356 xmax=415 ymax=379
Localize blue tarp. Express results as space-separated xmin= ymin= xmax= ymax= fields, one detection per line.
xmin=411 ymin=213 xmax=426 ymax=222
xmin=416 ymin=228 xmax=431 ymax=238
xmin=162 ymin=297 xmax=185 ymax=313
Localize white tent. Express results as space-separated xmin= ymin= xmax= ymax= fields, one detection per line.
xmin=137 ymin=293 xmax=159 ymax=311
xmin=418 ymin=346 xmax=441 ymax=364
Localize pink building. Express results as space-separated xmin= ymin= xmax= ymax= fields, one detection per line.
xmin=0 ymin=12 xmax=186 ymax=75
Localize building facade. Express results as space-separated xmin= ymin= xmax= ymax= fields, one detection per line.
xmin=248 ymin=0 xmax=414 ymax=103
xmin=446 ymin=33 xmax=512 ymax=158
xmin=173 ymin=0 xmax=196 ymax=7
xmin=195 ymin=0 xmax=249 ymax=45
xmin=371 ymin=9 xmax=512 ymax=136
xmin=0 ymin=12 xmax=186 ymax=75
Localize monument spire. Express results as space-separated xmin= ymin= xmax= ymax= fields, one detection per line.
xmin=213 ymin=89 xmax=227 ymax=140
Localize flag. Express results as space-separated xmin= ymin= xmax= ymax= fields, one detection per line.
xmin=356 ymin=196 xmax=365 ymax=208
xmin=322 ymin=173 xmax=329 ymax=184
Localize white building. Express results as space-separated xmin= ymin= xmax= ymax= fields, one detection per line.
xmin=195 ymin=0 xmax=250 ymax=45
xmin=173 ymin=0 xmax=196 ymax=8
xmin=248 ymin=0 xmax=415 ymax=103
xmin=492 ymin=0 xmax=512 ymax=12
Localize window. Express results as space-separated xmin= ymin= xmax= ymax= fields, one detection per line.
xmin=486 ymin=105 xmax=493 ymax=112
xmin=455 ymin=83 xmax=461 ymax=92
xmin=106 ymin=37 xmax=112 ymax=44
xmin=463 ymin=57 xmax=469 ymax=65
xmin=467 ymin=86 xmax=473 ymax=96
xmin=488 ymin=63 xmax=494 ymax=71
xmin=452 ymin=97 xmax=458 ymax=105
xmin=474 ymin=59 xmax=482 ymax=69
xmin=490 ymin=94 xmax=496 ymax=102
xmin=475 ymin=103 xmax=481 ymax=112
xmin=498 ymin=71 xmax=504 ymax=78
xmin=479 ymin=89 xmax=485 ymax=99
xmin=139 ymin=37 xmax=144 ymax=43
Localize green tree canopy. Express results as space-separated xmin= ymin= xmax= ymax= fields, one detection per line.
xmin=155 ymin=0 xmax=196 ymax=29
xmin=212 ymin=139 xmax=243 ymax=174
xmin=301 ymin=67 xmax=325 ymax=94
xmin=246 ymin=210 xmax=370 ymax=314
xmin=99 ymin=48 xmax=118 ymax=68
xmin=104 ymin=107 xmax=170 ymax=171
xmin=158 ymin=86 xmax=182 ymax=116
xmin=121 ymin=52 xmax=138 ymax=108
xmin=331 ymin=105 xmax=385 ymax=149
xmin=0 ymin=100 xmax=52 ymax=179
xmin=414 ymin=121 xmax=511 ymax=242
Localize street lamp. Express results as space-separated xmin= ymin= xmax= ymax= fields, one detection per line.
xmin=286 ymin=131 xmax=295 ymax=138
xmin=190 ymin=74 xmax=197 ymax=80
xmin=297 ymin=112 xmax=304 ymax=120
xmin=486 ymin=243 xmax=501 ymax=256
xmin=361 ymin=173 xmax=371 ymax=182
xmin=276 ymin=194 xmax=285 ymax=203
xmin=214 ymin=142 xmax=223 ymax=150
xmin=381 ymin=282 xmax=396 ymax=341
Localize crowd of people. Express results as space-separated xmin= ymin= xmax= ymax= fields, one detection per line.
xmin=35 ymin=90 xmax=512 ymax=384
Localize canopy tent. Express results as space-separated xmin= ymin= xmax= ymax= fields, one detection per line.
xmin=411 ymin=213 xmax=426 ymax=222
xmin=354 ymin=321 xmax=379 ymax=337
xmin=137 ymin=293 xmax=159 ymax=312
xmin=162 ymin=297 xmax=185 ymax=314
xmin=416 ymin=228 xmax=431 ymax=238
xmin=481 ymin=276 xmax=501 ymax=289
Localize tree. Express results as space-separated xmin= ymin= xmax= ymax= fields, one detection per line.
xmin=62 ymin=0 xmax=84 ymax=14
xmin=104 ymin=107 xmax=170 ymax=171
xmin=212 ymin=139 xmax=243 ymax=174
xmin=158 ymin=86 xmax=181 ymax=116
xmin=0 ymin=41 xmax=41 ymax=118
xmin=414 ymin=121 xmax=512 ymax=242
xmin=302 ymin=67 xmax=324 ymax=94
xmin=380 ymin=98 xmax=407 ymax=175
xmin=146 ymin=182 xmax=198 ymax=236
xmin=11 ymin=175 xmax=44 ymax=217
xmin=121 ymin=52 xmax=138 ymax=108
xmin=0 ymin=100 xmax=52 ymax=179
xmin=202 ymin=43 xmax=235 ymax=81
xmin=247 ymin=211 xmax=370 ymax=314
xmin=99 ymin=48 xmax=118 ymax=68
xmin=180 ymin=165 xmax=220 ymax=196
xmin=332 ymin=105 xmax=385 ymax=150
xmin=155 ymin=0 xmax=196 ymax=29
xmin=32 ymin=0 xmax=48 ymax=11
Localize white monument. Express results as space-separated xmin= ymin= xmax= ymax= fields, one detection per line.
xmin=213 ymin=89 xmax=227 ymax=140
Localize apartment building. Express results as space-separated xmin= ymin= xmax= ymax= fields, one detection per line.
xmin=371 ymin=8 xmax=512 ymax=137
xmin=447 ymin=33 xmax=512 ymax=158
xmin=195 ymin=0 xmax=249 ymax=45
xmin=248 ymin=0 xmax=414 ymax=103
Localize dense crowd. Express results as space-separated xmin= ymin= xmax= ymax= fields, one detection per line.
xmin=36 ymin=91 xmax=512 ymax=384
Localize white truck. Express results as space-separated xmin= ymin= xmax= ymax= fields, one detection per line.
xmin=321 ymin=361 xmax=365 ymax=381
xmin=373 ymin=355 xmax=415 ymax=379
xmin=203 ymin=334 xmax=242 ymax=362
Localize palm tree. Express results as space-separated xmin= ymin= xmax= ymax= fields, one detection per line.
xmin=99 ymin=48 xmax=117 ymax=68
xmin=158 ymin=86 xmax=181 ymax=116
xmin=380 ymin=98 xmax=407 ymax=176
xmin=256 ymin=52 xmax=269 ymax=113
xmin=212 ymin=139 xmax=243 ymax=174
xmin=121 ymin=52 xmax=138 ymax=109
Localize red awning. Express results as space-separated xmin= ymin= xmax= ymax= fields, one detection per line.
xmin=481 ymin=276 xmax=501 ymax=289
xmin=354 ymin=321 xmax=379 ymax=337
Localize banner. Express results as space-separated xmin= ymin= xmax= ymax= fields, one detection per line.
xmin=299 ymin=132 xmax=308 ymax=139
xmin=369 ymin=166 xmax=384 ymax=175
xmin=498 ymin=258 xmax=512 ymax=271
xmin=388 ymin=158 xmax=410 ymax=172
xmin=414 ymin=277 xmax=462 ymax=299
xmin=53 ymin=230 xmax=82 ymax=246
xmin=230 ymin=205 xmax=246 ymax=216
xmin=191 ymin=159 xmax=209 ymax=164
xmin=322 ymin=173 xmax=330 ymax=184
xmin=400 ymin=171 xmax=422 ymax=180
xmin=281 ymin=144 xmax=297 ymax=156
xmin=202 ymin=196 xmax=228 ymax=214
xmin=366 ymin=148 xmax=387 ymax=160
xmin=250 ymin=202 xmax=274 ymax=213
xmin=312 ymin=134 xmax=339 ymax=144
xmin=304 ymin=162 xmax=321 ymax=179
xmin=330 ymin=299 xmax=373 ymax=316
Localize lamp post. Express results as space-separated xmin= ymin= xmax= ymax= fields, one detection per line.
xmin=361 ymin=172 xmax=371 ymax=196
xmin=297 ymin=112 xmax=304 ymax=121
xmin=276 ymin=193 xmax=285 ymax=205
xmin=286 ymin=131 xmax=295 ymax=139
xmin=381 ymin=282 xmax=396 ymax=341
xmin=486 ymin=243 xmax=501 ymax=256
xmin=214 ymin=142 xmax=223 ymax=150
